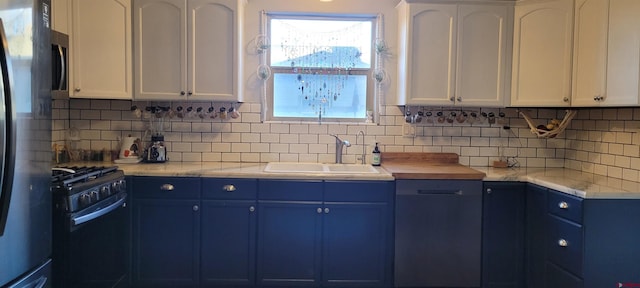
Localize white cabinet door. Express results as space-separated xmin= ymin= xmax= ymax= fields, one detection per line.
xmin=400 ymin=3 xmax=457 ymax=106
xmin=188 ymin=0 xmax=240 ymax=102
xmin=52 ymin=0 xmax=70 ymax=34
xmin=604 ymin=0 xmax=640 ymax=106
xmin=572 ymin=0 xmax=640 ymax=106
xmin=456 ymin=5 xmax=510 ymax=107
xmin=134 ymin=0 xmax=243 ymax=101
xmin=134 ymin=0 xmax=187 ymax=100
xmin=510 ymin=0 xmax=573 ymax=107
xmin=398 ymin=2 xmax=510 ymax=107
xmin=70 ymin=0 xmax=132 ymax=99
xmin=572 ymin=0 xmax=608 ymax=106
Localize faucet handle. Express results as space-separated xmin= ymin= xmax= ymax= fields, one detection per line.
xmin=343 ymin=140 xmax=351 ymax=147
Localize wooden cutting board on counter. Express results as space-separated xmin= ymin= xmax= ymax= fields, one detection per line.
xmin=380 ymin=152 xmax=486 ymax=180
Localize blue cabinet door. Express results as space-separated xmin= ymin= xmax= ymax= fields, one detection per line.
xmin=256 ymin=201 xmax=323 ymax=287
xmin=132 ymin=198 xmax=200 ymax=288
xmin=526 ymin=184 xmax=548 ymax=288
xmin=322 ymin=202 xmax=389 ymax=287
xmin=482 ymin=182 xmax=525 ymax=288
xmin=200 ymin=200 xmax=256 ymax=287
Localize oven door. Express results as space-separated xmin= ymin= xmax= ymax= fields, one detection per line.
xmin=53 ymin=193 xmax=129 ymax=288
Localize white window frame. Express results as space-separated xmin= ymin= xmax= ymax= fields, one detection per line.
xmin=265 ymin=13 xmax=378 ymax=123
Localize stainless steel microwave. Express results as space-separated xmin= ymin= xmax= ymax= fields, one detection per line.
xmin=51 ymin=30 xmax=68 ymax=99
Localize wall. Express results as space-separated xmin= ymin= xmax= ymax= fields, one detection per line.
xmin=52 ymin=98 xmax=568 ymax=167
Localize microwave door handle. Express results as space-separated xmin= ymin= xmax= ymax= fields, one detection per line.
xmin=57 ymin=45 xmax=65 ymax=90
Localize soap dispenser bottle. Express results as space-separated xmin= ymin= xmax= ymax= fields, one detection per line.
xmin=372 ymin=142 xmax=381 ymax=166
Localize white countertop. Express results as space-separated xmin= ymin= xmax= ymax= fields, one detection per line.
xmin=111 ymin=161 xmax=396 ymax=181
xmin=59 ymin=161 xmax=640 ymax=199
xmin=476 ymin=167 xmax=640 ymax=199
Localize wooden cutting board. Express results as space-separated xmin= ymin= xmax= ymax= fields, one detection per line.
xmin=380 ymin=152 xmax=486 ymax=180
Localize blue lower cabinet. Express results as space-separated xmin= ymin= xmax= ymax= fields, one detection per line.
xmin=322 ymin=202 xmax=389 ymax=287
xmin=200 ymin=200 xmax=256 ymax=287
xmin=257 ymin=201 xmax=323 ymax=287
xmin=526 ymin=184 xmax=548 ymax=288
xmin=481 ymin=182 xmax=526 ymax=288
xmin=546 ymin=262 xmax=582 ymax=288
xmin=131 ymin=177 xmax=201 ymax=288
xmin=257 ymin=180 xmax=393 ymax=288
xmin=132 ymin=198 xmax=200 ymax=288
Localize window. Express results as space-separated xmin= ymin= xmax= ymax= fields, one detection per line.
xmin=266 ymin=14 xmax=376 ymax=122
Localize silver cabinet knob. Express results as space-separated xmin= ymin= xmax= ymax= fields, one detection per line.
xmin=180 ymin=91 xmax=186 ymax=96
xmin=160 ymin=184 xmax=175 ymax=191
xmin=457 ymin=97 xmax=462 ymax=102
xmin=249 ymin=206 xmax=255 ymax=212
xmin=222 ymin=185 xmax=236 ymax=192
xmin=449 ymin=97 xmax=455 ymax=102
xmin=558 ymin=201 xmax=569 ymax=209
xmin=188 ymin=91 xmax=193 ymax=96
xmin=486 ymin=188 xmax=492 ymax=194
xmin=317 ymin=208 xmax=322 ymax=214
xmin=558 ymin=239 xmax=568 ymax=247
xmin=324 ymin=208 xmax=330 ymax=214
xmin=193 ymin=205 xmax=199 ymax=211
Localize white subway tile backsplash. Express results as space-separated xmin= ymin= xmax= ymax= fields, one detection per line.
xmin=250 ymin=143 xmax=270 ymax=153
xmin=52 ymin=100 xmax=640 ymax=181
xmin=212 ymin=143 xmax=231 ymax=152
xmin=192 ymin=143 xmax=212 ymax=152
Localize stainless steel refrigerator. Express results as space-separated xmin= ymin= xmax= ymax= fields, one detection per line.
xmin=0 ymin=0 xmax=52 ymax=287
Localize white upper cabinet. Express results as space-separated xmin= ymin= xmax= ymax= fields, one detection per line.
xmin=510 ymin=0 xmax=573 ymax=107
xmin=397 ymin=2 xmax=511 ymax=107
xmin=70 ymin=0 xmax=132 ymax=99
xmin=51 ymin=0 xmax=70 ymax=34
xmin=134 ymin=0 xmax=244 ymax=102
xmin=572 ymin=0 xmax=640 ymax=106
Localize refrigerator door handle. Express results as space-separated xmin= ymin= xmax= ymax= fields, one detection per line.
xmin=0 ymin=18 xmax=16 ymax=237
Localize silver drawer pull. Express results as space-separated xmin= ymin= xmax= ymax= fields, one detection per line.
xmin=558 ymin=201 xmax=569 ymax=209
xmin=160 ymin=184 xmax=175 ymax=191
xmin=222 ymin=185 xmax=236 ymax=192
xmin=249 ymin=206 xmax=255 ymax=212
xmin=317 ymin=208 xmax=322 ymax=214
xmin=558 ymin=239 xmax=568 ymax=247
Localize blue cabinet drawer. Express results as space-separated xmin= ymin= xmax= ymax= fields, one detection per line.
xmin=202 ymin=178 xmax=257 ymax=200
xmin=324 ymin=181 xmax=393 ymax=202
xmin=132 ymin=176 xmax=200 ymax=198
xmin=547 ymin=214 xmax=583 ymax=277
xmin=258 ymin=180 xmax=323 ymax=201
xmin=548 ymin=190 xmax=583 ymax=224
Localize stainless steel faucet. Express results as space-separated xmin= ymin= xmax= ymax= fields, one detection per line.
xmin=357 ymin=130 xmax=366 ymax=164
xmin=330 ymin=134 xmax=351 ymax=164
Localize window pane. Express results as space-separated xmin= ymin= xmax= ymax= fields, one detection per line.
xmin=273 ymin=73 xmax=367 ymax=119
xmin=270 ymin=18 xmax=372 ymax=69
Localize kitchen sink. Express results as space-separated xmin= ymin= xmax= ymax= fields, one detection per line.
xmin=264 ymin=162 xmax=379 ymax=174
xmin=325 ymin=164 xmax=379 ymax=173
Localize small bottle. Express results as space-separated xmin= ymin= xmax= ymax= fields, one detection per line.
xmin=372 ymin=142 xmax=381 ymax=166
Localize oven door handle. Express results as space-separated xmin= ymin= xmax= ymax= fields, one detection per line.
xmin=72 ymin=194 xmax=126 ymax=227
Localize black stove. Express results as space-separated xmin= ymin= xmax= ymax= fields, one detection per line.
xmin=52 ymin=166 xmax=126 ymax=214
xmin=51 ymin=166 xmax=129 ymax=288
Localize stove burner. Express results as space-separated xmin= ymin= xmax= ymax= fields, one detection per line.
xmin=52 ymin=166 xmax=126 ymax=213
xmin=51 ymin=166 xmax=119 ymax=187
